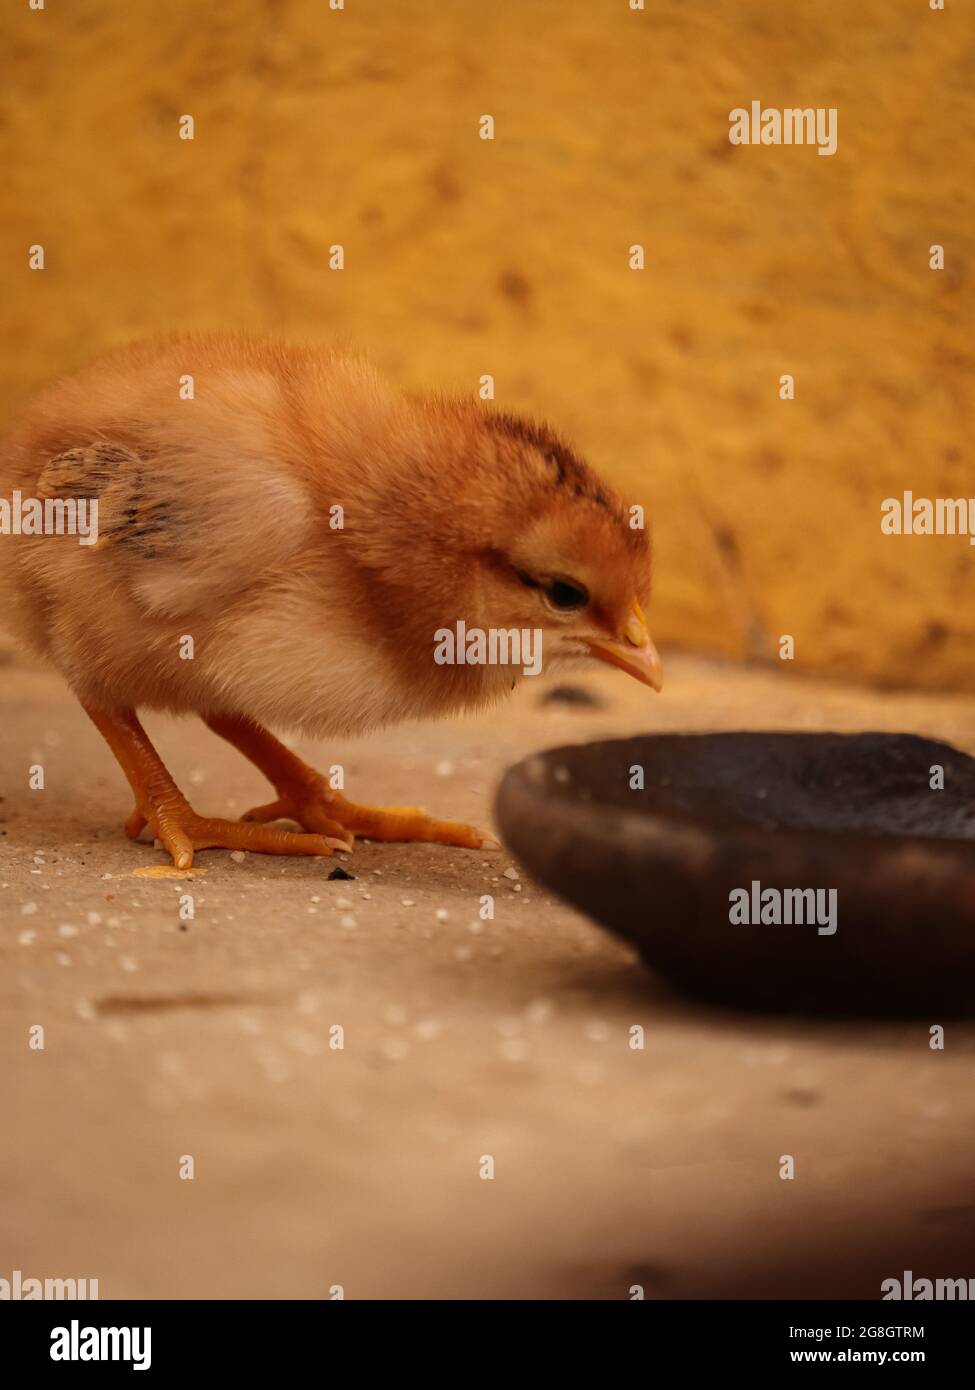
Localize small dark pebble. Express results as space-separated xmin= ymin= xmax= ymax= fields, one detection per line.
xmin=781 ymin=1088 xmax=820 ymax=1107
xmin=328 ymin=866 xmax=355 ymax=880
xmin=920 ymin=1204 xmax=975 ymax=1224
xmin=540 ymin=684 xmax=606 ymax=709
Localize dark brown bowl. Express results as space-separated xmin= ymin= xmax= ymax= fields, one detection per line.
xmin=494 ymin=732 xmax=975 ymax=1016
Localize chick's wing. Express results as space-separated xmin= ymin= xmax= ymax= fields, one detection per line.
xmin=37 ymin=437 xmax=314 ymax=620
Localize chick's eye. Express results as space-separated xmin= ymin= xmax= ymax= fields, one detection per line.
xmin=544 ymin=578 xmax=589 ymax=612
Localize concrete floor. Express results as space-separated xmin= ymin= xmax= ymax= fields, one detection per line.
xmin=2 ymin=652 xmax=974 ymax=1299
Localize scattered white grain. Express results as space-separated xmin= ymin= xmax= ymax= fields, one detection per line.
xmin=260 ymin=1056 xmax=293 ymax=1084
xmin=526 ymin=998 xmax=553 ymax=1025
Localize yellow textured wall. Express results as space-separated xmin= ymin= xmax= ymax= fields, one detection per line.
xmin=1 ymin=0 xmax=971 ymax=690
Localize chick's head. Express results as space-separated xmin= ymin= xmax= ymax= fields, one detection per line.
xmin=451 ymin=412 xmax=662 ymax=690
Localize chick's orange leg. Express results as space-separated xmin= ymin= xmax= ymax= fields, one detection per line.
xmin=83 ymin=706 xmax=350 ymax=869
xmin=205 ymin=713 xmax=488 ymax=850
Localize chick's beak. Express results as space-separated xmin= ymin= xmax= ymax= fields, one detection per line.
xmin=584 ymin=601 xmax=663 ymax=692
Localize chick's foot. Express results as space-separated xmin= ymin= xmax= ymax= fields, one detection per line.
xmin=126 ymin=800 xmax=350 ymax=870
xmin=84 ymin=704 xmax=349 ymax=870
xmin=207 ymin=713 xmax=489 ymax=850
xmin=243 ymin=786 xmax=487 ymax=850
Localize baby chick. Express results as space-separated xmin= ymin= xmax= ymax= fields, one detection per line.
xmin=0 ymin=335 xmax=662 ymax=868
